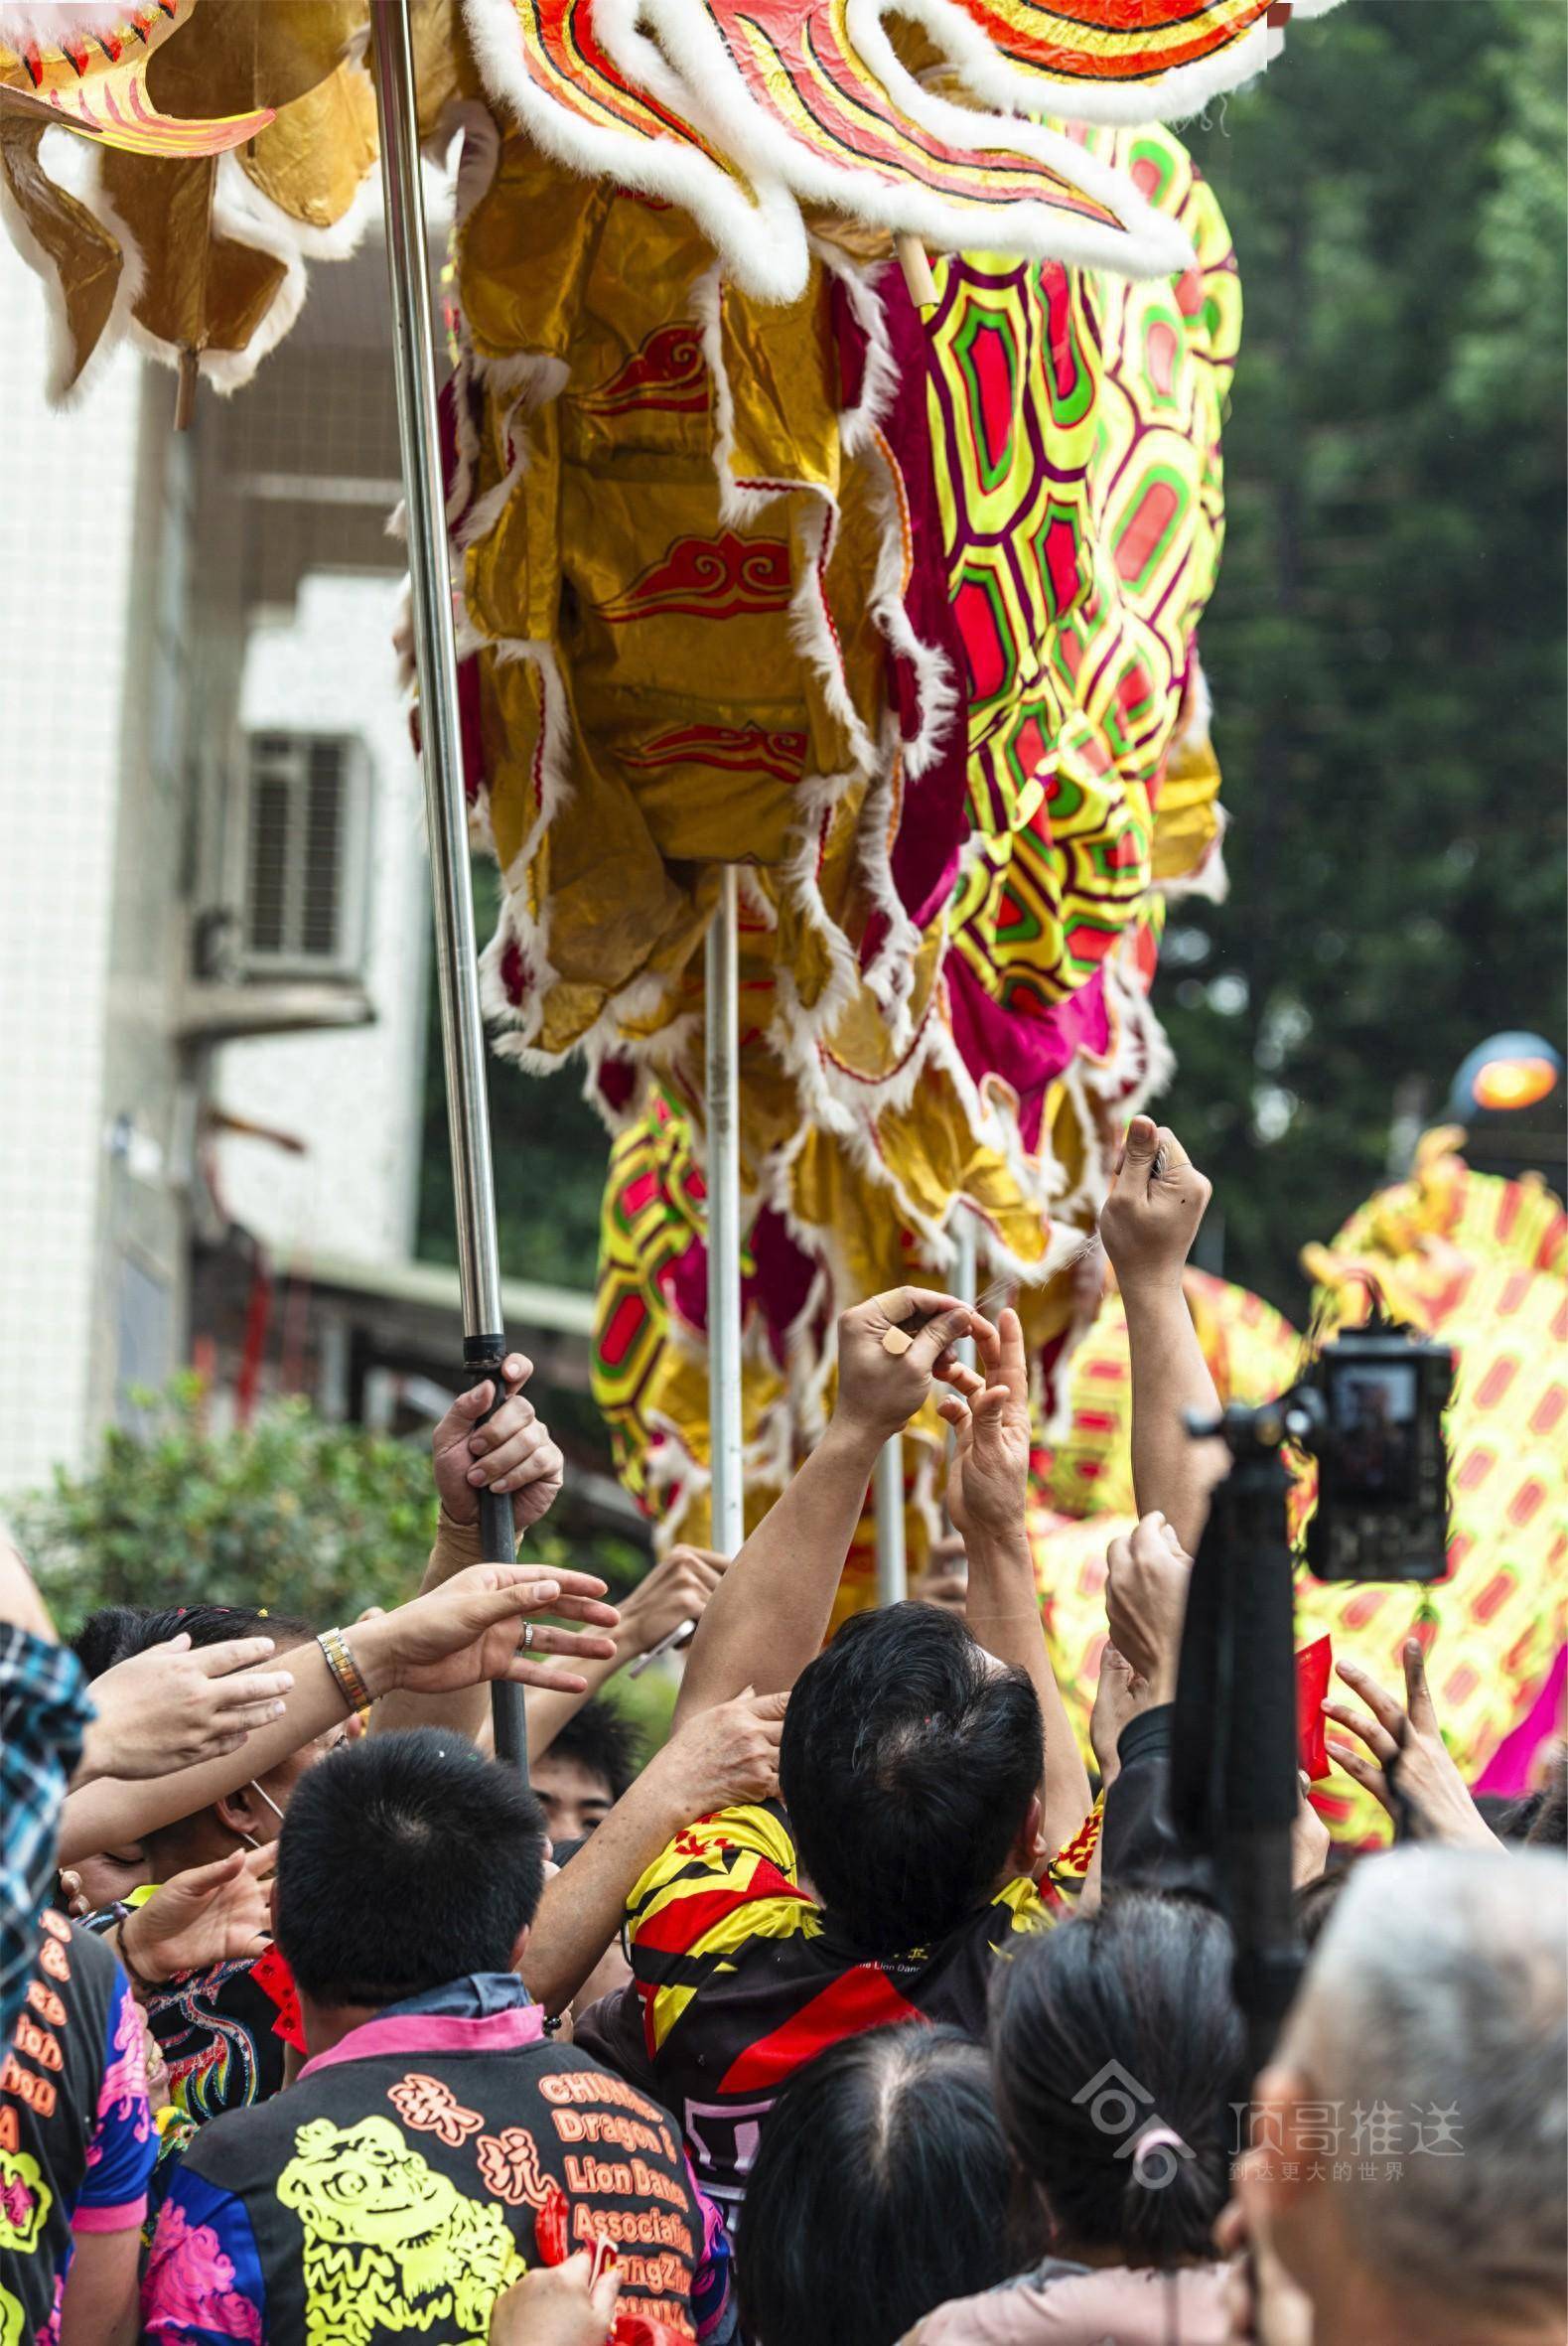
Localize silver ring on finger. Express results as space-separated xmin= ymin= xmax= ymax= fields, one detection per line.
xmin=521 ymin=1623 xmax=534 ymax=1652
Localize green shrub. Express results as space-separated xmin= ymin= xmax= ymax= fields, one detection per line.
xmin=18 ymin=1376 xmax=635 ymax=1637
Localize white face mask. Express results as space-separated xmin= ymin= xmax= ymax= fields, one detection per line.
xmin=238 ymin=1780 xmax=287 ymax=1850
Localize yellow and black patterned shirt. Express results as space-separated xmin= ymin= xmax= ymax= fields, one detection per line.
xmin=576 ymin=1796 xmax=1102 ymax=2216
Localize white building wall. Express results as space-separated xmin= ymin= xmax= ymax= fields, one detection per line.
xmin=0 ymin=242 xmax=147 ymax=1494
xmin=214 ymin=573 xmax=430 ymax=1269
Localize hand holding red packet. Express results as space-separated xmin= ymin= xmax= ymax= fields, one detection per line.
xmin=249 ymin=1943 xmax=307 ymax=2054
xmin=1295 ymin=1635 xmax=1333 ymax=1781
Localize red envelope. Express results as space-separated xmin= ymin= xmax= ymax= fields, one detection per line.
xmin=1296 ymin=1635 xmax=1333 ymax=1782
xmin=249 ymin=1943 xmax=307 ymax=2053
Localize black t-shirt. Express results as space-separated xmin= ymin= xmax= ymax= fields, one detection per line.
xmin=143 ymin=1998 xmax=723 ymax=2344
xmin=1 ymin=1917 xmax=155 ymax=2343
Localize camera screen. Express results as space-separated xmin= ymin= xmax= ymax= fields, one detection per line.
xmin=1331 ymin=1360 xmax=1419 ymax=1504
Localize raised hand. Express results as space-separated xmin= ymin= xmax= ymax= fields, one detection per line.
xmin=935 ymin=1306 xmax=1032 ymax=1542
xmin=653 ymin=1686 xmax=788 ymax=1822
xmin=432 ymin=1352 xmax=565 ymax=1534
xmin=81 ymin=1636 xmax=296 ymax=1782
xmin=119 ymin=1845 xmax=276 ymax=1983
xmin=356 ymin=1562 xmax=621 ymax=1701
xmin=616 ymin=1544 xmax=728 ymax=1660
xmin=1323 ymin=1640 xmax=1498 ymax=1848
xmin=1103 ymin=1512 xmax=1191 ymax=1700
xmin=1291 ymin=1772 xmax=1331 ymax=1888
xmin=835 ymin=1288 xmax=973 ymax=1447
xmin=1098 ymin=1116 xmax=1212 ymax=1294
xmin=1088 ymin=1643 xmax=1153 ymax=1786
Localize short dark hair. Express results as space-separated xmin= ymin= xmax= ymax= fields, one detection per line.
xmin=991 ymin=1891 xmax=1246 ymax=2266
xmin=539 ymin=1698 xmax=641 ymax=1803
xmin=73 ymin=1600 xmax=316 ymax=1675
xmin=779 ymin=1603 xmax=1042 ymax=1955
xmin=736 ymin=2024 xmax=1017 ymax=2346
xmin=276 ymin=1729 xmax=547 ymax=2006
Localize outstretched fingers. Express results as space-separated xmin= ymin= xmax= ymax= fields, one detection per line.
xmin=1335 ymin=1658 xmax=1405 ymax=1743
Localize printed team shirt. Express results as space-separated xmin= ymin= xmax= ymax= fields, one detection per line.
xmin=82 ymin=1906 xmax=288 ymax=2129
xmin=141 ymin=1997 xmax=734 ymax=2346
xmin=0 ymin=1914 xmax=157 ymax=2346
xmin=576 ymin=1797 xmax=1102 ymax=2214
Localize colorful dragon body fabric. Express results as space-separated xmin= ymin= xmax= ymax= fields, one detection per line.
xmin=0 ymin=0 xmax=1314 ymax=397
xmin=0 ymin=3 xmax=1338 ymax=1578
xmin=561 ymin=122 xmax=1237 ymax=1574
xmin=1037 ymin=1137 xmax=1568 ymax=1841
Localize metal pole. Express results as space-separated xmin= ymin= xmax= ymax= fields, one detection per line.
xmin=705 ymin=867 xmax=746 ymax=1556
xmin=370 ymin=0 xmax=526 ymax=1776
xmin=874 ymin=1436 xmax=907 ymax=1606
xmin=951 ymin=1208 xmax=977 ymax=1373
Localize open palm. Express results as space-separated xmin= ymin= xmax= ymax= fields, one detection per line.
xmin=389 ymin=1564 xmax=620 ymax=1698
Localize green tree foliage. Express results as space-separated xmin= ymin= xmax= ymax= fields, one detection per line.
xmin=1167 ymin=0 xmax=1567 ymax=1311
xmin=19 ymin=1377 xmax=630 ymax=1637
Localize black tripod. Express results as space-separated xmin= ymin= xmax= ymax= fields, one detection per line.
xmin=1170 ymin=1400 xmax=1309 ymax=2075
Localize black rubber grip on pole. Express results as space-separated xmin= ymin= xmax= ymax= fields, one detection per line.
xmin=465 ymin=1341 xmax=528 ymax=1787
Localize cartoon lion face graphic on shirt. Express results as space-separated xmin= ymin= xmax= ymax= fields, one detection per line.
xmin=277 ymin=2117 xmax=524 ymax=2346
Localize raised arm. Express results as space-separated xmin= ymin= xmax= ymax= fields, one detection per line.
xmin=59 ymin=1562 xmax=614 ymax=1864
xmin=673 ymin=1288 xmax=972 ymax=1726
xmin=1097 ymin=1116 xmax=1228 ymax=1557
xmin=937 ymin=1308 xmax=1092 ymax=1852
xmin=373 ymin=1353 xmax=570 ymax=1745
xmin=519 ymin=1689 xmax=785 ymax=2014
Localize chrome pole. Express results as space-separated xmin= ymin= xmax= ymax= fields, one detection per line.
xmin=705 ymin=867 xmax=746 ymax=1556
xmin=874 ymin=1436 xmax=907 ymax=1606
xmin=951 ymin=1207 xmax=977 ymax=1373
xmin=370 ymin=0 xmax=526 ymax=1776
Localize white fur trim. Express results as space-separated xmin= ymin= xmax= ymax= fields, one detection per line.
xmin=0 ymin=5 xmax=130 ymax=44
xmin=462 ymin=0 xmax=1193 ymax=299
xmin=631 ymin=0 xmax=1194 ymax=281
xmin=864 ymin=0 xmax=1286 ymax=129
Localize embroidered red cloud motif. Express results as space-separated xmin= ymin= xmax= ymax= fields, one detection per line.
xmin=576 ymin=325 xmax=709 ymax=419
xmin=601 ymin=533 xmax=792 ymax=626
xmin=624 ymin=723 xmax=808 ymax=788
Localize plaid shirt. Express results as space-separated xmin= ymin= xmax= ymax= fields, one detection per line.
xmin=1 ymin=1625 xmax=91 ymax=2049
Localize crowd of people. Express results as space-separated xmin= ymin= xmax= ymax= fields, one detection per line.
xmin=2 ymin=1116 xmax=1563 ymax=2346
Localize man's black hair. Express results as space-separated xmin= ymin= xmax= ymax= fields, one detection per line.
xmin=539 ymin=1697 xmax=641 ymax=1803
xmin=736 ymin=2023 xmax=1021 ymax=2346
xmin=72 ymin=1600 xmax=316 ymax=1676
xmin=991 ymin=1889 xmax=1247 ymax=2267
xmin=778 ymin=1602 xmax=1042 ymax=1956
xmin=275 ymin=1728 xmax=547 ymax=2007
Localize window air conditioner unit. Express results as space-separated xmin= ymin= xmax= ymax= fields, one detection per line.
xmin=235 ymin=732 xmax=370 ymax=983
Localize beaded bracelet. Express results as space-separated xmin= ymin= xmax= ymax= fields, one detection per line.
xmin=318 ymin=1626 xmax=373 ymax=1719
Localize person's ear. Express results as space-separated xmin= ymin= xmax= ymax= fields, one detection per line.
xmin=509 ymin=1923 xmax=531 ymax=1975
xmin=1239 ymin=2063 xmax=1326 ymax=2280
xmin=214 ymin=1787 xmax=259 ymax=1841
xmin=1007 ymin=1790 xmax=1045 ymax=1878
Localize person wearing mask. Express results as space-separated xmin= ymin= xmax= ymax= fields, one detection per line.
xmin=1224 ymin=1846 xmax=1568 ymax=2346
xmin=736 ymin=2025 xmax=1021 ymax=2346
xmin=906 ymin=1893 xmax=1243 ymax=2344
xmin=141 ymin=1731 xmax=735 ymax=2346
xmin=531 ymin=1700 xmax=641 ymax=1847
xmin=579 ymin=1289 xmax=1096 ymax=2215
